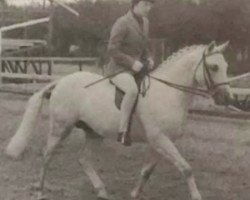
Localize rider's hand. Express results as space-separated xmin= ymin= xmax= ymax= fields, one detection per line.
xmin=147 ymin=57 xmax=154 ymax=70
xmin=132 ymin=60 xmax=144 ymax=72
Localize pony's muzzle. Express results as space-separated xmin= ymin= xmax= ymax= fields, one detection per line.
xmin=212 ymin=87 xmax=231 ymax=106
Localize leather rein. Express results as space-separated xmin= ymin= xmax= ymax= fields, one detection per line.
xmin=147 ymin=50 xmax=229 ymax=98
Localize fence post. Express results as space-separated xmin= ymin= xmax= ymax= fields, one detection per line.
xmin=79 ymin=61 xmax=83 ymax=71
xmin=48 ymin=59 xmax=53 ymax=75
xmin=0 ymin=31 xmax=2 ymax=84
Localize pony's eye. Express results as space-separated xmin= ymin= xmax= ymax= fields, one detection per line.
xmin=210 ymin=64 xmax=218 ymax=72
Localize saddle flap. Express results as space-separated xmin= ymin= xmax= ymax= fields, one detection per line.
xmin=111 ymin=69 xmax=149 ymax=110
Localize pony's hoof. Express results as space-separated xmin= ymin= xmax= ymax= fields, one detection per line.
xmin=130 ymin=189 xmax=138 ymax=199
xmin=131 ymin=197 xmax=149 ymax=200
xmin=131 ymin=191 xmax=149 ymax=200
xmin=97 ymin=197 xmax=109 ymax=200
xmin=192 ymin=193 xmax=202 ymax=200
xmin=30 ymin=182 xmax=42 ymax=191
xmin=37 ymin=192 xmax=48 ymax=200
xmin=97 ymin=189 xmax=110 ymax=200
xmin=97 ymin=193 xmax=110 ymax=200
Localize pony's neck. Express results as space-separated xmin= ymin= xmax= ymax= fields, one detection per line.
xmin=152 ymin=48 xmax=203 ymax=88
xmin=149 ymin=48 xmax=205 ymax=112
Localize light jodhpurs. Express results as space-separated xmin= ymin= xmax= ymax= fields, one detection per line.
xmin=111 ymin=72 xmax=138 ymax=132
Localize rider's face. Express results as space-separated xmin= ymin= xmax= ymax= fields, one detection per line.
xmin=133 ymin=1 xmax=153 ymax=17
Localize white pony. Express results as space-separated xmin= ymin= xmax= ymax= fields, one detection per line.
xmin=6 ymin=41 xmax=231 ymax=200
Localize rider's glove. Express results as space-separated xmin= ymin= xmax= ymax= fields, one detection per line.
xmin=132 ymin=60 xmax=144 ymax=72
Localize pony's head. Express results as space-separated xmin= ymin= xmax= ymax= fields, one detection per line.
xmin=195 ymin=41 xmax=231 ymax=105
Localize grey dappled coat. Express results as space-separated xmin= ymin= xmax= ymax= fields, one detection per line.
xmin=106 ymin=10 xmax=151 ymax=76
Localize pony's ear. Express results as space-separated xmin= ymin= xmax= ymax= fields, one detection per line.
xmin=206 ymin=41 xmax=216 ymax=53
xmin=215 ymin=41 xmax=230 ymax=53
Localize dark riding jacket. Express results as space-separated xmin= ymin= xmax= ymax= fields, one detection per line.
xmin=106 ymin=10 xmax=151 ymax=76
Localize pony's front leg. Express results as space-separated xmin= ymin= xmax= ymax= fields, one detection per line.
xmin=131 ymin=149 xmax=160 ymax=199
xmin=78 ymin=157 xmax=109 ymax=200
xmin=148 ymin=131 xmax=202 ymax=200
xmin=78 ymin=141 xmax=109 ymax=200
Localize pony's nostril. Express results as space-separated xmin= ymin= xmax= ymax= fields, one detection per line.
xmin=224 ymin=93 xmax=231 ymax=105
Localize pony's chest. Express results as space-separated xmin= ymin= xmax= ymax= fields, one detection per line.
xmin=138 ymin=86 xmax=190 ymax=130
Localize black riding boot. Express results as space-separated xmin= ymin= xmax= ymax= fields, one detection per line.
xmin=117 ymin=131 xmax=132 ymax=146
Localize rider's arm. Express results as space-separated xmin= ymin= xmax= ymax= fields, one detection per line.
xmin=108 ymin=18 xmax=136 ymax=69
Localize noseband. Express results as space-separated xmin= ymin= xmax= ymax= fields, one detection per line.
xmin=199 ymin=51 xmax=229 ymax=95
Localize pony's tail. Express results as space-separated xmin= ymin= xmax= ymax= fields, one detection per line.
xmin=5 ymin=80 xmax=59 ymax=159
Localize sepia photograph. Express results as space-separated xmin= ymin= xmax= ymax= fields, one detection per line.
xmin=0 ymin=0 xmax=250 ymax=199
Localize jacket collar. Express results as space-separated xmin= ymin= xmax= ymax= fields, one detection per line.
xmin=126 ymin=10 xmax=147 ymax=36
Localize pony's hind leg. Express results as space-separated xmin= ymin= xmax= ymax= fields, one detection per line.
xmin=78 ymin=139 xmax=109 ymax=200
xmin=33 ymin=117 xmax=74 ymax=200
xmin=131 ymin=149 xmax=160 ymax=199
xmin=148 ymin=131 xmax=202 ymax=200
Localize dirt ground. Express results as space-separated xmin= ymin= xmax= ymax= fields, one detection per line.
xmin=1 ymin=91 xmax=250 ymax=200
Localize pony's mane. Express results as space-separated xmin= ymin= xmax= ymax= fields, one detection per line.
xmin=159 ymin=45 xmax=206 ymax=69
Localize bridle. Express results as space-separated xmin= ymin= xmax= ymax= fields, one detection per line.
xmin=148 ymin=49 xmax=230 ymax=98
xmin=200 ymin=51 xmax=229 ymax=94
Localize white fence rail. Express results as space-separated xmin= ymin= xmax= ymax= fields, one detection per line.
xmin=1 ymin=56 xmax=98 ymax=75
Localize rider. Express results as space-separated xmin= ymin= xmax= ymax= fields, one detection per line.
xmin=107 ymin=0 xmax=155 ymax=146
